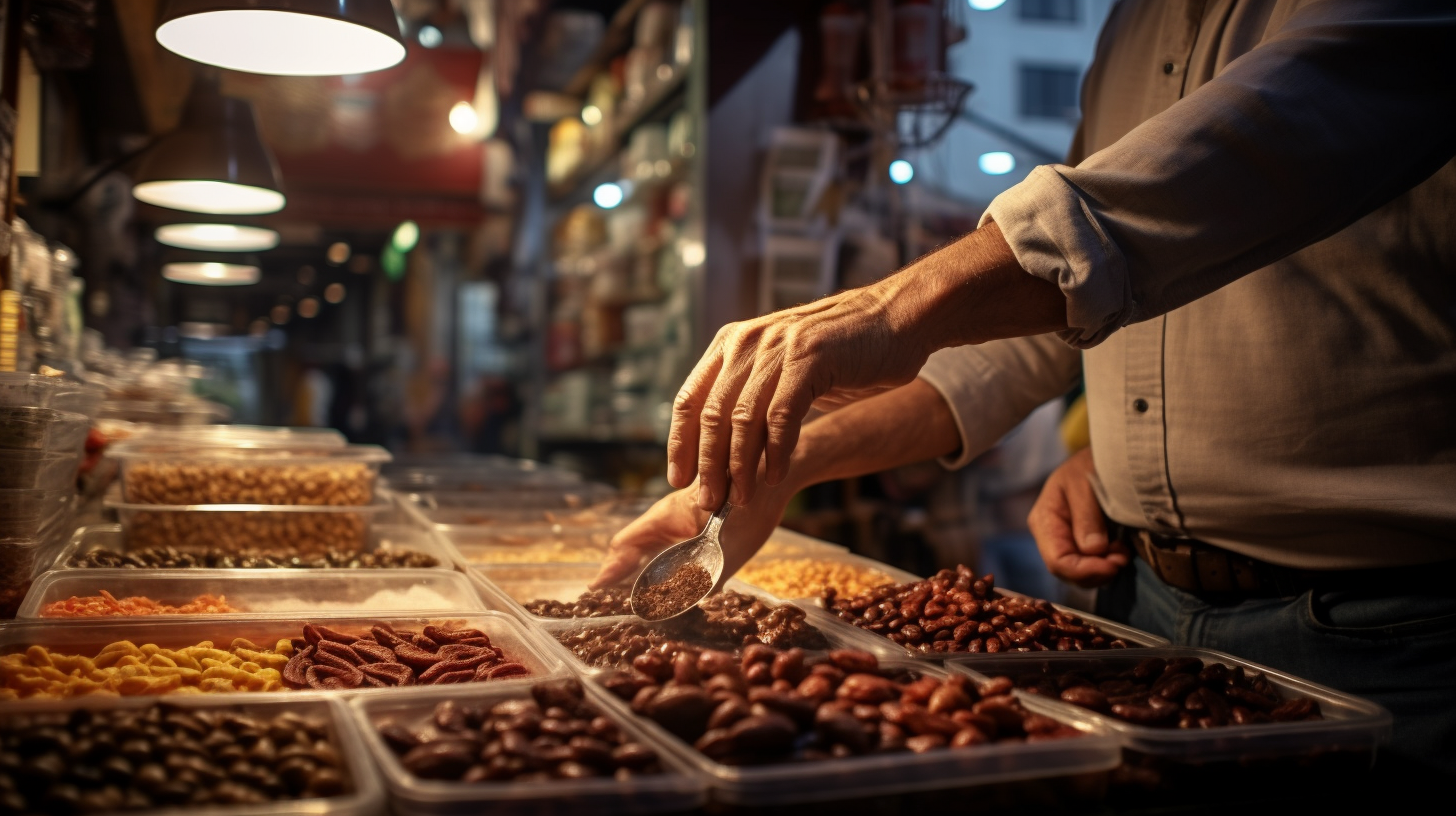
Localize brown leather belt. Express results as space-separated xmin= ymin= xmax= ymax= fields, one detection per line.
xmin=1111 ymin=523 xmax=1446 ymax=599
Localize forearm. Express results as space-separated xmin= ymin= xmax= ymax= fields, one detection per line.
xmin=886 ymin=222 xmax=1068 ymax=355
xmin=782 ymin=379 xmax=960 ymax=492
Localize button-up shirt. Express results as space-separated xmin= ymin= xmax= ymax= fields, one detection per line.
xmin=918 ymin=0 xmax=1456 ymax=569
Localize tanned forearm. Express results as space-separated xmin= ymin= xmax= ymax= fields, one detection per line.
xmin=780 ymin=379 xmax=961 ymax=493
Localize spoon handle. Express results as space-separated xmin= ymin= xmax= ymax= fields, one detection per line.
xmin=703 ymin=499 xmax=732 ymax=543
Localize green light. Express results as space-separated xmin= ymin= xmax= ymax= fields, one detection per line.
xmin=391 ymin=220 xmax=419 ymax=253
xmin=382 ymin=244 xmax=406 ymax=281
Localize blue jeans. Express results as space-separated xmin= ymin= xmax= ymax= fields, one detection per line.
xmin=1096 ymin=558 xmax=1456 ymax=773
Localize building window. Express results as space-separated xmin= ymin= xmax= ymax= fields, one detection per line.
xmin=1019 ymin=64 xmax=1081 ymax=120
xmin=1019 ymin=0 xmax=1079 ymax=24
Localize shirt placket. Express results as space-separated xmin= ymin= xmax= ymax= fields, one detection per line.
xmin=1122 ymin=316 xmax=1184 ymax=536
xmin=1119 ymin=2 xmax=1204 ymax=537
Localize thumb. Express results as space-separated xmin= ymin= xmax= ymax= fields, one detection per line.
xmin=1066 ymin=474 xmax=1112 ymax=558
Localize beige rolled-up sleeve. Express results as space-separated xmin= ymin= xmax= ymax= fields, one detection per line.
xmin=917 ymin=334 xmax=1082 ymax=470
xmin=984 ymin=0 xmax=1456 ymax=349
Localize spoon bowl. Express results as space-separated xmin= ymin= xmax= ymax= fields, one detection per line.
xmin=630 ymin=499 xmax=731 ymax=621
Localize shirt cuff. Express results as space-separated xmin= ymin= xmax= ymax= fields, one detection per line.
xmin=982 ymin=165 xmax=1136 ymax=348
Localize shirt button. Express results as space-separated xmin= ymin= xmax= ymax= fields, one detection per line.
xmin=1163 ymin=62 xmax=1175 ymax=74
xmin=1133 ymin=398 xmax=1149 ymax=413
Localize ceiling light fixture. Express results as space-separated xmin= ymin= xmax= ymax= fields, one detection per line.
xmin=155 ymin=223 xmax=279 ymax=252
xmin=162 ymin=261 xmax=261 ymax=286
xmin=155 ymin=0 xmax=407 ymax=76
xmin=133 ymin=76 xmax=285 ymax=214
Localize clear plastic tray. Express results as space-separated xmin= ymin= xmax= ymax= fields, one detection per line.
xmin=468 ymin=563 xmax=608 ymax=618
xmin=347 ymin=681 xmax=707 ymax=815
xmin=115 ymin=443 xmax=391 ymax=506
xmin=0 ymin=692 xmax=385 ymax=816
xmin=756 ymin=526 xmax=851 ymax=557
xmin=534 ymin=579 xmax=859 ymax=671
xmin=0 ymin=406 xmax=89 ymax=453
xmin=447 ymin=524 xmax=619 ymax=566
xmin=384 ymin=457 xmax=584 ymax=492
xmin=53 ymin=522 xmax=459 ymax=572
xmin=584 ymin=653 xmax=1119 ymax=806
xmin=947 ymin=646 xmax=1392 ymax=764
xmin=17 ymin=569 xmax=489 ymax=619
xmin=0 ymin=612 xmax=566 ymax=701
xmin=98 ymin=398 xmax=233 ymax=426
xmin=802 ymin=570 xmax=1168 ymax=663
xmin=0 ymin=449 xmax=82 ymax=489
xmin=0 ymin=535 xmax=70 ymax=619
xmin=107 ymin=495 xmax=394 ymax=555
xmin=113 ymin=424 xmax=348 ymax=452
xmin=736 ymin=549 xmax=921 ymax=603
xmin=0 ymin=487 xmax=75 ymax=540
xmin=404 ymin=486 xmax=623 ymax=525
xmin=0 ymin=373 xmax=103 ymax=417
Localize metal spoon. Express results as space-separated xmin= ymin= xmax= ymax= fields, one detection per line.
xmin=630 ymin=498 xmax=732 ymax=621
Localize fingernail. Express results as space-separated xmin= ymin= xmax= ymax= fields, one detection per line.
xmin=667 ymin=462 xmax=682 ymax=486
xmin=1083 ymin=532 xmax=1108 ymax=552
xmin=729 ymin=481 xmax=744 ymax=506
xmin=698 ymin=482 xmax=713 ymax=509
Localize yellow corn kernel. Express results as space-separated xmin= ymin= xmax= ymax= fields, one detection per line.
xmin=37 ymin=667 xmax=70 ymax=682
xmin=171 ymin=686 xmax=203 ymax=695
xmin=17 ymin=675 xmax=50 ymax=692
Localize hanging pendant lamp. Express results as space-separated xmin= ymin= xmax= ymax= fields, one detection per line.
xmin=132 ymin=75 xmax=286 ymax=215
xmin=156 ymin=1 xmax=407 ymax=76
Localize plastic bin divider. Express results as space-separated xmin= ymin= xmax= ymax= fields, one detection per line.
xmin=345 ymin=679 xmax=707 ymax=816
xmin=943 ymin=646 xmax=1392 ymax=764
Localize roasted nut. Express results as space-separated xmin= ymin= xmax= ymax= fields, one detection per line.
xmin=382 ymin=688 xmax=662 ymax=783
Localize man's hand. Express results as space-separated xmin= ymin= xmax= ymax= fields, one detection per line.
xmin=590 ymin=476 xmax=798 ymax=590
xmin=668 ymin=222 xmax=1067 ymax=511
xmin=1027 ymin=447 xmax=1130 ymax=587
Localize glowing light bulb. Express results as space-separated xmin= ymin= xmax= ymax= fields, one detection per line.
xmin=450 ymin=101 xmax=479 ymax=135
xmin=978 ymin=151 xmax=1016 ymax=175
xmin=593 ymin=182 xmax=624 ymax=209
xmin=889 ymin=159 xmax=914 ymax=184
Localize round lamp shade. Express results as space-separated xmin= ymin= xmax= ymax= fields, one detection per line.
xmin=156 ymin=223 xmax=280 ymax=251
xmin=156 ymin=1 xmax=407 ymax=76
xmin=133 ymin=78 xmax=285 ymax=215
xmin=163 ymin=261 xmax=261 ymax=286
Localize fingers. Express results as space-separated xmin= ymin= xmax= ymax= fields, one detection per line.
xmin=696 ymin=333 xmax=759 ymax=509
xmin=667 ymin=333 xmax=726 ymax=489
xmin=727 ymin=364 xmax=781 ymax=506
xmin=1065 ymin=466 xmax=1121 ymax=566
xmin=764 ymin=356 xmax=819 ymax=487
xmin=1028 ymin=461 xmax=1124 ymax=588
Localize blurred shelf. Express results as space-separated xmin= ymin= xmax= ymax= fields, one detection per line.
xmin=562 ymin=0 xmax=658 ymax=97
xmin=548 ymin=70 xmax=688 ymax=202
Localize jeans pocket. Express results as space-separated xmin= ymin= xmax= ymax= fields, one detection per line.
xmin=1302 ymin=590 xmax=1456 ymax=642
